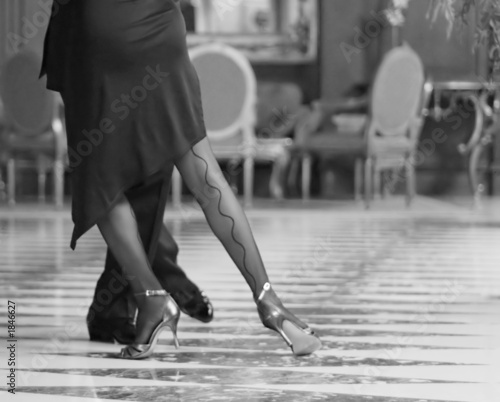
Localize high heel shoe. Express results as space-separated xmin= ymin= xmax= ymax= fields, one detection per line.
xmin=256 ymin=282 xmax=322 ymax=356
xmin=120 ymin=290 xmax=180 ymax=360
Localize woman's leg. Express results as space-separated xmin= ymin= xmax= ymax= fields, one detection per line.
xmin=175 ymin=138 xmax=321 ymax=354
xmin=97 ymin=195 xmax=171 ymax=344
xmin=87 ymin=173 xmax=170 ymax=344
xmin=175 ymin=138 xmax=268 ymax=298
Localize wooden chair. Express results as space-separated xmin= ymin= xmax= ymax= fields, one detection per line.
xmin=0 ymin=51 xmax=66 ymax=207
xmin=172 ymin=43 xmax=295 ymax=207
xmin=295 ymin=44 xmax=430 ymax=207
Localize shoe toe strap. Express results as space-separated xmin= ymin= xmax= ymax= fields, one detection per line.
xmin=120 ymin=344 xmax=145 ymax=358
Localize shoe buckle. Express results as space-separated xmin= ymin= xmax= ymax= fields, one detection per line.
xmin=257 ymin=282 xmax=271 ymax=302
xmin=143 ymin=290 xmax=168 ymax=297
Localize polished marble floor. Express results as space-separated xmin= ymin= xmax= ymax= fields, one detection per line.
xmin=0 ymin=197 xmax=499 ymax=402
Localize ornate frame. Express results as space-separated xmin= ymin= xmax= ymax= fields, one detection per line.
xmin=185 ymin=0 xmax=319 ymax=64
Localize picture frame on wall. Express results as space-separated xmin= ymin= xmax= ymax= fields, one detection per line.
xmin=184 ymin=0 xmax=319 ymax=64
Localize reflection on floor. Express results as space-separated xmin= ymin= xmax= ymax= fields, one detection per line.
xmin=0 ymin=197 xmax=499 ymax=402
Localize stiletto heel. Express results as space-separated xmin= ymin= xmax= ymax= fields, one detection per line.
xmin=256 ymin=282 xmax=322 ymax=356
xmin=167 ymin=319 xmax=180 ymax=349
xmin=120 ymin=290 xmax=180 ymax=359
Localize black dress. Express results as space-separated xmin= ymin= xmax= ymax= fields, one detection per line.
xmin=41 ymin=0 xmax=207 ymax=249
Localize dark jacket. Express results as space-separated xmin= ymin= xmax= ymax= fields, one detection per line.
xmin=40 ymin=0 xmax=75 ymax=92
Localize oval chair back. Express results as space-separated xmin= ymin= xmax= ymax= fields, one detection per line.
xmin=0 ymin=51 xmax=54 ymax=137
xmin=0 ymin=50 xmax=65 ymax=207
xmin=172 ymin=43 xmax=257 ymax=208
xmin=189 ymin=43 xmax=257 ymax=144
xmin=369 ymin=44 xmax=425 ymax=140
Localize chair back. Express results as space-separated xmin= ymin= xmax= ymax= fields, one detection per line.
xmin=0 ymin=51 xmax=54 ymax=136
xmin=189 ymin=43 xmax=257 ymax=146
xmin=369 ymin=44 xmax=425 ymax=138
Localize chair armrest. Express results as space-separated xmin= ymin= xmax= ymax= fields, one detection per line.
xmin=255 ymin=137 xmax=293 ymax=161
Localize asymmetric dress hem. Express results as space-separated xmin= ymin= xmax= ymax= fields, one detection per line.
xmin=41 ymin=0 xmax=207 ymax=249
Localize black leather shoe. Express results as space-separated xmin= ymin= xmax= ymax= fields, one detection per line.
xmin=171 ymin=289 xmax=213 ymax=323
xmin=87 ymin=314 xmax=136 ymax=345
xmin=87 ymin=289 xmax=214 ymax=345
xmin=86 ymin=294 xmax=136 ymax=345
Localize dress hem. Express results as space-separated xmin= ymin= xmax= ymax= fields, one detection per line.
xmin=69 ymin=133 xmax=207 ymax=250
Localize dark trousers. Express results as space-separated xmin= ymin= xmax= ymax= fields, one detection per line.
xmin=89 ymin=165 xmax=197 ymax=320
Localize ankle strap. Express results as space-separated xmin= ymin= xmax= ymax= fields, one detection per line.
xmin=257 ymin=282 xmax=271 ymax=302
xmin=135 ymin=290 xmax=168 ymax=297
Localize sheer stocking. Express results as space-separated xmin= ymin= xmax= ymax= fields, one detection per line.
xmin=97 ymin=196 xmax=167 ymax=344
xmin=176 ymin=138 xmax=269 ymax=298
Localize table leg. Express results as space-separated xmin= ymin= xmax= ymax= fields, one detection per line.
xmin=458 ymin=94 xmax=485 ymax=202
xmin=469 ymin=142 xmax=486 ymax=208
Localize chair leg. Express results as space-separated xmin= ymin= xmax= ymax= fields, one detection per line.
xmin=7 ymin=158 xmax=15 ymax=206
xmin=381 ymin=171 xmax=390 ymax=199
xmin=172 ymin=167 xmax=182 ymax=209
xmin=54 ymin=159 xmax=64 ymax=208
xmin=354 ymin=158 xmax=363 ymax=202
xmin=269 ymin=152 xmax=289 ymax=201
xmin=364 ymin=157 xmax=373 ymax=209
xmin=0 ymin=168 xmax=6 ymax=202
xmin=373 ymin=165 xmax=382 ymax=200
xmin=38 ymin=171 xmax=47 ymax=203
xmin=38 ymin=156 xmax=50 ymax=204
xmin=227 ymin=159 xmax=240 ymax=195
xmin=287 ymin=157 xmax=299 ymax=195
xmin=302 ymin=154 xmax=312 ymax=202
xmin=243 ymin=156 xmax=254 ymax=208
xmin=269 ymin=164 xmax=283 ymax=200
xmin=405 ymin=156 xmax=416 ymax=207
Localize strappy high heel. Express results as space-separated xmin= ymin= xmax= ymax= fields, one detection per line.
xmin=120 ymin=290 xmax=180 ymax=359
xmin=256 ymin=282 xmax=322 ymax=356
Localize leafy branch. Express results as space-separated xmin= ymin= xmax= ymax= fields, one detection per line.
xmin=387 ymin=0 xmax=500 ymax=74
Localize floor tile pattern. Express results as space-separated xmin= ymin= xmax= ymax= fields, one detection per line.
xmin=0 ymin=198 xmax=499 ymax=401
